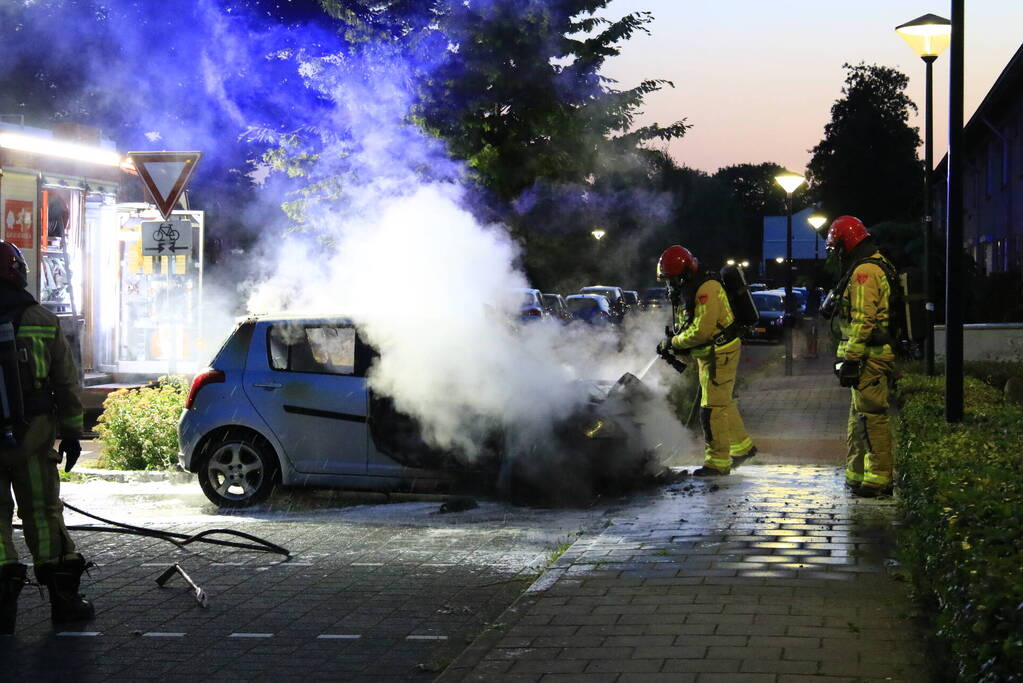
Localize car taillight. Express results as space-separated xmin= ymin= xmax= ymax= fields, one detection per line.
xmin=186 ymin=369 xmax=225 ymax=410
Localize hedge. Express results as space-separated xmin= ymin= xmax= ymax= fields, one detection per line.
xmin=895 ymin=371 xmax=1023 ymax=681
xmin=95 ymin=376 xmax=189 ymax=470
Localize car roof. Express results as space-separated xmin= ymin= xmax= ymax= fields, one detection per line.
xmin=244 ymin=312 xmax=356 ymax=324
xmin=566 ymin=293 xmax=610 ymax=308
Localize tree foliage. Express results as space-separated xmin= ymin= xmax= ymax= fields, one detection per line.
xmin=807 ymin=63 xmax=923 ymax=226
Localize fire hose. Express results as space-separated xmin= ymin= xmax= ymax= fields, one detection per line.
xmin=13 ymin=501 xmax=291 ymax=608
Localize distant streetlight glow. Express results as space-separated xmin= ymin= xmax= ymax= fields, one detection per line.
xmin=775 ymin=257 xmax=785 ymax=264
xmin=807 ymin=214 xmax=827 ymax=232
xmin=591 ymin=229 xmax=606 ymax=240
xmin=726 ymin=259 xmax=736 ymax=266
xmin=774 ymin=173 xmax=805 ymax=195
xmin=895 ymin=13 xmax=952 ymax=58
xmin=741 ymin=260 xmax=749 ymax=268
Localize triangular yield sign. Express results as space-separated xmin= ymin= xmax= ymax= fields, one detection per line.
xmin=128 ymin=151 xmax=202 ymax=221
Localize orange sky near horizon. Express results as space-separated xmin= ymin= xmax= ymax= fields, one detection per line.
xmin=600 ymin=0 xmax=1023 ymax=175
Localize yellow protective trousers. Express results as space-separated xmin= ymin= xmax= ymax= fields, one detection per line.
xmin=0 ymin=415 xmax=77 ymax=566
xmin=697 ymin=340 xmax=753 ymax=473
xmin=846 ymin=355 xmax=894 ymax=490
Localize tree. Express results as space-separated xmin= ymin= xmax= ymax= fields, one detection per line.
xmin=712 ymin=162 xmax=788 ymax=265
xmin=807 ymin=63 xmax=923 ymax=226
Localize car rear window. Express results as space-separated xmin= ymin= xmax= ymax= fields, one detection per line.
xmin=268 ymin=324 xmax=357 ymax=375
xmin=752 ymin=294 xmax=785 ymax=311
xmin=566 ymin=298 xmax=598 ymax=312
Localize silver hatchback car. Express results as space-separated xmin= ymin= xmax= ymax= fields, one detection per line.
xmin=179 ymin=315 xmax=480 ymax=508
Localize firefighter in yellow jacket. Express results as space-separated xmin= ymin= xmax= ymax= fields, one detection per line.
xmin=656 ymin=245 xmax=756 ymax=476
xmin=0 ymin=241 xmax=93 ymax=634
xmin=825 ymin=216 xmax=895 ymax=497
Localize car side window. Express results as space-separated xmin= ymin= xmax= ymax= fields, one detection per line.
xmin=268 ymin=324 xmax=356 ymax=376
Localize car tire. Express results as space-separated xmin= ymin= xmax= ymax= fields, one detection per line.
xmin=198 ymin=431 xmax=278 ymax=508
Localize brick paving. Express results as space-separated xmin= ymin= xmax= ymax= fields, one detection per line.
xmin=440 ymin=350 xmax=929 ymax=682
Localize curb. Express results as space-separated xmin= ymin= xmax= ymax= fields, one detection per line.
xmin=72 ymin=467 xmax=195 ymax=485
xmin=436 ymin=528 xmax=600 ymax=682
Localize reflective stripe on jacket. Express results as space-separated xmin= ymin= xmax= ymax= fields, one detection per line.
xmin=16 ymin=305 xmax=83 ymax=436
xmin=838 ymin=252 xmax=892 ymax=361
xmin=671 ymin=279 xmax=738 ymax=358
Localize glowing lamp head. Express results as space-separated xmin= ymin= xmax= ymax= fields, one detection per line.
xmin=726 ymin=259 xmax=736 ymax=266
xmin=896 ymin=13 xmax=952 ymax=59
xmin=808 ymin=214 xmax=827 ymax=232
xmin=774 ymin=173 xmax=805 ymax=195
xmin=775 ymin=257 xmax=785 ymax=264
xmin=591 ymin=229 xmax=606 ymax=241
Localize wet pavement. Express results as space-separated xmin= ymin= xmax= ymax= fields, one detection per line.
xmin=5 ymin=342 xmax=929 ymax=681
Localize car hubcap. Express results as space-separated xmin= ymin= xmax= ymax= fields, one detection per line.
xmin=207 ymin=442 xmax=263 ymax=501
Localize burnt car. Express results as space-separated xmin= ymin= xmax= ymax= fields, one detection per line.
xmin=641 ymin=286 xmax=668 ymax=311
xmin=579 ymin=285 xmax=627 ymax=322
xmin=179 ymin=315 xmax=663 ymax=507
xmin=564 ymin=294 xmax=613 ymax=325
xmin=541 ymin=293 xmax=571 ymax=322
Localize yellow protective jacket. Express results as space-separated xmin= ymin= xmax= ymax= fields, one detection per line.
xmin=838 ymin=252 xmax=894 ymax=361
xmin=15 ymin=304 xmax=84 ymax=438
xmin=670 ymin=279 xmax=739 ymax=358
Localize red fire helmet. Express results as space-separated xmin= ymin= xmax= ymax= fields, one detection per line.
xmin=825 ymin=216 xmax=870 ymax=253
xmin=656 ymin=245 xmax=698 ymax=280
xmin=0 ymin=241 xmax=28 ymax=289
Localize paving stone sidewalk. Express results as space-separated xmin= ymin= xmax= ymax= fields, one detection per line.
xmin=440 ymin=353 xmax=929 ymax=683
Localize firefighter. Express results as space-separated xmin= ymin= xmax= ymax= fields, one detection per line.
xmin=656 ymin=245 xmax=756 ymax=476
xmin=826 ymin=216 xmax=895 ymax=497
xmin=0 ymin=241 xmax=93 ymax=634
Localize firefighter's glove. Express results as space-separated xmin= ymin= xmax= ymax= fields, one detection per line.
xmin=58 ymin=438 xmax=82 ymax=473
xmin=836 ymin=360 xmax=861 ymax=388
xmin=656 ymin=339 xmax=674 ymax=358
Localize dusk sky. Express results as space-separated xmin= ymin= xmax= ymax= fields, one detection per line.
xmin=600 ymin=1 xmax=1023 ymax=174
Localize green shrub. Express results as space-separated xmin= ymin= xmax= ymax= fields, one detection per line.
xmin=895 ymin=371 xmax=1023 ymax=681
xmin=96 ymin=376 xmax=189 ymax=470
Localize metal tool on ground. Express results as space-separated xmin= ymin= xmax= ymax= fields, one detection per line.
xmin=156 ymin=564 xmax=207 ymax=608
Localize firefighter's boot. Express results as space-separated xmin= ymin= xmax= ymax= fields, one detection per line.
xmin=0 ymin=563 xmax=27 ymax=634
xmin=35 ymin=556 xmax=95 ymax=623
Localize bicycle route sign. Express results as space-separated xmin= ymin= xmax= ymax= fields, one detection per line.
xmin=141 ymin=219 xmax=192 ymax=256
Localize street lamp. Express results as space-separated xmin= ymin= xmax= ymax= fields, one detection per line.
xmin=740 ymin=260 xmax=749 ymax=269
xmin=896 ymin=12 xmax=951 ymax=378
xmin=591 ymin=229 xmax=606 ymax=241
xmin=726 ymin=258 xmax=736 ymax=266
xmin=774 ymin=172 xmax=806 ymax=376
xmin=807 ymin=213 xmax=827 ymax=261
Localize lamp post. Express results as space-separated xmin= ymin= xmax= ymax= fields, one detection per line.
xmin=945 ymin=0 xmax=965 ymax=422
xmin=896 ymin=12 xmax=952 ymax=378
xmin=807 ymin=214 xmax=827 ymax=261
xmin=775 ymin=172 xmax=806 ymax=376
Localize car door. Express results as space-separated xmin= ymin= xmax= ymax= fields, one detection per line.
xmin=243 ymin=320 xmax=368 ymax=475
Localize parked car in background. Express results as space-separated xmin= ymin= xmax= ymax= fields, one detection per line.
xmin=579 ymin=286 xmax=627 ymax=322
xmin=564 ymin=294 xmax=614 ymax=324
xmin=748 ymin=282 xmax=768 ymax=292
xmin=641 ymin=286 xmax=668 ymax=311
xmin=766 ymin=287 xmax=807 ymax=314
xmin=744 ymin=291 xmax=791 ymax=343
xmin=517 ymin=288 xmax=548 ymax=322
xmin=622 ymin=290 xmax=640 ymax=314
xmin=541 ymin=293 xmax=571 ymax=322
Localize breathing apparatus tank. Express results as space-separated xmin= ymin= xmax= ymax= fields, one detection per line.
xmin=719 ymin=264 xmax=759 ymax=328
xmin=0 ymin=320 xmax=24 ymax=448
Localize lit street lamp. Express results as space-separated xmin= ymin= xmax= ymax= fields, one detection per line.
xmin=740 ymin=260 xmax=749 ymax=269
xmin=807 ymin=213 xmax=827 ymax=261
xmin=591 ymin=229 xmax=606 ymax=241
xmin=896 ymin=12 xmax=951 ymax=378
xmin=774 ymin=172 xmax=806 ymax=376
xmin=726 ymin=258 xmax=736 ymax=266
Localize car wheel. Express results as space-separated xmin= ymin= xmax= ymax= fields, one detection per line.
xmin=198 ymin=432 xmax=278 ymax=508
